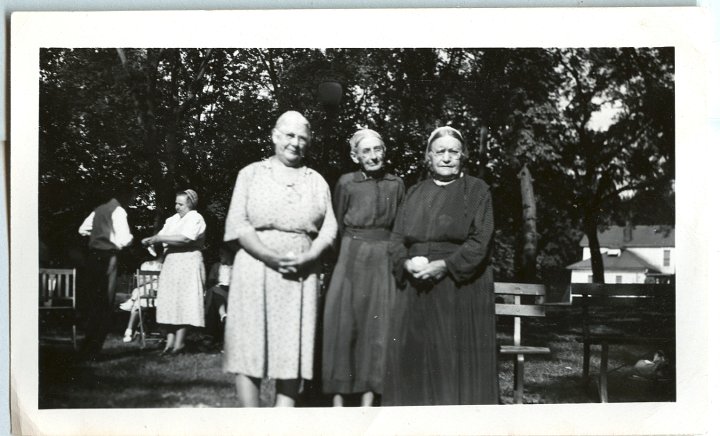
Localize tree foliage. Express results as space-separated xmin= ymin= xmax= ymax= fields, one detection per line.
xmin=39 ymin=47 xmax=674 ymax=280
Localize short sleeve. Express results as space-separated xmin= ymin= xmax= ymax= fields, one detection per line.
xmin=158 ymin=215 xmax=176 ymax=236
xmin=178 ymin=211 xmax=207 ymax=241
xmin=314 ymin=173 xmax=338 ymax=249
xmin=224 ymin=164 xmax=257 ymax=241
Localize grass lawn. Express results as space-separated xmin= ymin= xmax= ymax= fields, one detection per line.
xmin=38 ymin=306 xmax=675 ymax=408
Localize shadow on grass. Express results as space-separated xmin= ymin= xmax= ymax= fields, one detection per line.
xmin=40 ymin=304 xmax=676 ymax=408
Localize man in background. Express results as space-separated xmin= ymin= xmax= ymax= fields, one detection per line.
xmin=77 ymin=186 xmax=134 ymax=359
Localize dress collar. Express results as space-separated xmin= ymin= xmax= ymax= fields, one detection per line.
xmin=352 ymin=170 xmax=395 ymax=182
xmin=431 ymin=172 xmax=464 ymax=186
xmin=261 ymin=157 xmax=310 ymax=176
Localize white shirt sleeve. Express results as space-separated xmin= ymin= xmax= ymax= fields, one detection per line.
xmin=179 ymin=211 xmax=207 ymax=241
xmin=111 ymin=206 xmax=134 ymax=249
xmin=78 ymin=212 xmax=95 ymax=236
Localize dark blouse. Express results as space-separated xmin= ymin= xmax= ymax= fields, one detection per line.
xmin=333 ymin=171 xmax=405 ymax=234
xmin=390 ymin=175 xmax=494 ymax=284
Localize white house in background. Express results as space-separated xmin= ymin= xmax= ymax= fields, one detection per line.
xmin=566 ymin=225 xmax=675 ymax=284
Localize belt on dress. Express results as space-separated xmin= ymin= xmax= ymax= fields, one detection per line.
xmin=407 ymin=241 xmax=462 ymax=258
xmin=256 ymin=228 xmax=316 ymax=239
xmin=343 ymin=227 xmax=391 ymax=241
xmin=165 ymin=246 xmax=202 ymax=254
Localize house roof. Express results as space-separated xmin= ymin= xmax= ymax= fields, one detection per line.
xmin=579 ymin=225 xmax=674 ymax=248
xmin=566 ymin=250 xmax=660 ymax=272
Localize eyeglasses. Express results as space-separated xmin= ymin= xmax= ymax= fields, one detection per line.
xmin=276 ymin=129 xmax=309 ymax=145
xmin=430 ymin=148 xmax=462 ymax=159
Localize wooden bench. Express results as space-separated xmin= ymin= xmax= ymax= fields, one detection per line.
xmin=495 ymin=282 xmax=551 ymax=404
xmin=39 ymin=268 xmax=78 ymax=349
xmin=570 ymin=283 xmax=675 ymax=403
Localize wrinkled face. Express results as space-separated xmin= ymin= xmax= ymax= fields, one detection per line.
xmin=175 ymin=194 xmax=191 ymax=217
xmin=428 ymin=136 xmax=463 ymax=180
xmin=351 ymin=137 xmax=385 ymax=173
xmin=272 ymin=119 xmax=311 ymax=167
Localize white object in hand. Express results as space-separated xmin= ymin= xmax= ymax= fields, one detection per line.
xmin=411 ymin=256 xmax=429 ymax=267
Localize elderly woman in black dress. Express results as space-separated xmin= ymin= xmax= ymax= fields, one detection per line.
xmin=384 ymin=126 xmax=498 ymax=405
xmin=322 ymin=129 xmax=404 ymax=407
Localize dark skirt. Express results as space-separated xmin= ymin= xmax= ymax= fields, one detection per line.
xmin=383 ymin=270 xmax=498 ymax=406
xmin=322 ymin=234 xmax=396 ymax=394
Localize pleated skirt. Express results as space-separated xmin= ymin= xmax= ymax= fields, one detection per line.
xmin=383 ymin=271 xmax=498 ymax=406
xmin=322 ymin=236 xmax=396 ymax=394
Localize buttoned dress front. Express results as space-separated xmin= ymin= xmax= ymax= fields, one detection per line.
xmin=223 ymin=160 xmax=337 ymax=381
xmin=322 ymin=171 xmax=405 ymax=395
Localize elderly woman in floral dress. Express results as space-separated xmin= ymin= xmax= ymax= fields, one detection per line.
xmin=223 ymin=111 xmax=337 ymax=407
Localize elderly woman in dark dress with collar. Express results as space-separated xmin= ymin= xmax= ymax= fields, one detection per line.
xmin=322 ymin=129 xmax=404 ymax=407
xmin=384 ymin=126 xmax=498 ymax=406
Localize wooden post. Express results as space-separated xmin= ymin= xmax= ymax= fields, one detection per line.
xmin=514 ymin=354 xmax=525 ymax=404
xmin=582 ymin=293 xmax=591 ymax=382
xmin=599 ymin=342 xmax=609 ymax=403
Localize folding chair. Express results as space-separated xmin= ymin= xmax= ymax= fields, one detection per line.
xmin=134 ymin=270 xmax=161 ymax=348
xmin=39 ymin=268 xmax=78 ymax=349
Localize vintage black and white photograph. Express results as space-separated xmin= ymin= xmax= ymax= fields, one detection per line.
xmin=10 ymin=8 xmax=709 ymax=436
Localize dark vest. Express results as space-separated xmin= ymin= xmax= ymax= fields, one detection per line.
xmin=89 ymin=198 xmax=122 ymax=251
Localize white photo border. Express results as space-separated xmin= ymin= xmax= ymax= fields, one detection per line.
xmin=10 ymin=8 xmax=711 ymax=436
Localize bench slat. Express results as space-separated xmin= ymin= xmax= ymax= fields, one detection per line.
xmin=574 ymin=297 xmax=674 ymax=310
xmin=584 ymin=335 xmax=674 ymax=344
xmin=39 ymin=268 xmax=77 ymax=276
xmin=571 ymin=283 xmax=674 ymax=297
xmin=495 ymin=303 xmax=545 ymax=317
xmin=494 ymin=282 xmax=546 ymax=296
xmin=500 ymin=345 xmax=551 ymax=355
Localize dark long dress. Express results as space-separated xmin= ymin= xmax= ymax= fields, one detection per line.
xmin=322 ymin=171 xmax=405 ymax=394
xmin=384 ymin=175 xmax=498 ymax=406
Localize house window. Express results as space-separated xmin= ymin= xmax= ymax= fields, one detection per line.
xmin=587 ymin=275 xmax=593 ymax=283
xmin=663 ymin=249 xmax=671 ymax=267
xmin=615 ymin=275 xmax=622 ymax=284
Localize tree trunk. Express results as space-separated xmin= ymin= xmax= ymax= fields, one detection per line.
xmin=517 ymin=164 xmax=537 ymax=282
xmin=583 ymin=208 xmax=605 ymax=283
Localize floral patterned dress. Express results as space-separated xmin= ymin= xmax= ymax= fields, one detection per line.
xmin=156 ymin=210 xmax=207 ymax=327
xmin=223 ymin=159 xmax=337 ymax=380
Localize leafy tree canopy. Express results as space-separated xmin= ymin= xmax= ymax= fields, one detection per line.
xmin=39 ymin=47 xmax=674 ymax=281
